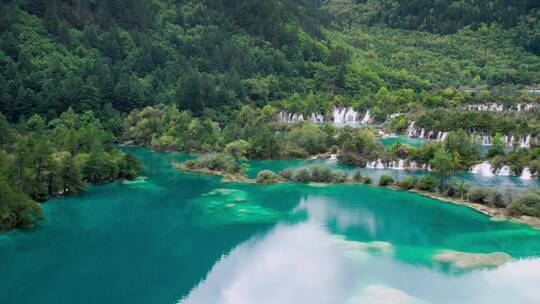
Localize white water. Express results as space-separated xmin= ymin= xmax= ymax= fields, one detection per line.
xmin=520 ymin=167 xmax=533 ymax=180
xmin=360 ymin=110 xmax=373 ymax=124
xmin=366 ymin=159 xmax=420 ymax=170
xmin=495 ymin=166 xmax=512 ymax=176
xmin=470 ymin=162 xmax=494 ymax=177
xmin=332 ymin=107 xmax=372 ymax=124
xmin=519 ymin=134 xmax=531 ymax=148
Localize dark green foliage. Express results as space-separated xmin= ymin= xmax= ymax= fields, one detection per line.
xmin=416 ymin=176 xmax=437 ymax=191
xmin=362 ymin=176 xmax=373 ymax=184
xmin=0 ymin=109 xmax=140 ymax=232
xmin=354 ymin=0 xmax=538 ymax=35
xmin=378 ymin=174 xmax=394 ymax=186
xmin=118 ymin=153 xmax=142 ymax=180
xmin=82 ymin=152 xmax=119 ymax=184
xmin=0 ymin=150 xmax=44 ymax=232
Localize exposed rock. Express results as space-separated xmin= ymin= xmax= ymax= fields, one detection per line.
xmin=433 ymin=250 xmax=511 ymax=270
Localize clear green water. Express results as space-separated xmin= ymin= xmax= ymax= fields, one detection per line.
xmin=379 ymin=135 xmax=426 ymax=147
xmin=1 ymin=147 xmax=540 ymax=304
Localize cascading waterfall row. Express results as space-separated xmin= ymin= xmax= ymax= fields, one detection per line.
xmin=365 ymin=159 xmax=430 ymax=171
xmin=469 ymin=161 xmax=535 ymax=180
xmin=276 ymin=107 xmax=373 ymax=124
xmin=406 ymin=122 xmax=535 ymax=148
xmin=464 ymin=103 xmax=539 ymax=112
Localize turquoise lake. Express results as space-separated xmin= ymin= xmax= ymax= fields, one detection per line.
xmin=1 ymin=147 xmax=540 ymax=304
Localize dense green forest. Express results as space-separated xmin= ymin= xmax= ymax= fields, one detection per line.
xmin=1 ymin=0 xmax=539 ymax=123
xmin=0 ymin=110 xmax=140 ymax=232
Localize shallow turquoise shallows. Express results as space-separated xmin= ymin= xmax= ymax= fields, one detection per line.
xmin=1 ymin=147 xmax=540 ymax=304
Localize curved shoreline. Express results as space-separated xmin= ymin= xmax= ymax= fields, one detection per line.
xmin=173 ymin=162 xmax=540 ymax=230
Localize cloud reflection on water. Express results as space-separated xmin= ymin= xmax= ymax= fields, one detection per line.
xmin=179 ymin=223 xmax=355 ymax=304
xmin=179 ymin=195 xmax=540 ymax=304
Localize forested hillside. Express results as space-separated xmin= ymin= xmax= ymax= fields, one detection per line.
xmin=1 ymin=0 xmax=538 ymax=123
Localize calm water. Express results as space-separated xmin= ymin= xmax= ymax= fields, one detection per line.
xmin=379 ymin=135 xmax=426 ymax=147
xmin=1 ymin=147 xmax=540 ymax=304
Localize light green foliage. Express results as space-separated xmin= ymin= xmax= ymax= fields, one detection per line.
xmin=256 ymin=170 xmax=281 ymax=184
xmin=416 ymin=176 xmax=437 ymax=191
xmin=508 ymin=191 xmax=540 ymax=217
xmin=398 ymin=176 xmax=417 ymax=190
xmin=430 ymin=148 xmax=456 ymax=190
xmin=192 ymin=153 xmax=243 ymax=175
xmin=468 ymin=187 xmax=495 ymax=205
xmin=287 ymin=124 xmax=328 ymax=156
xmin=225 ymin=140 xmax=251 ymax=161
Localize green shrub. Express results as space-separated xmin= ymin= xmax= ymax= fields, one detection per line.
xmin=337 ymin=152 xmax=364 ymax=166
xmin=256 ymin=170 xmax=280 ymax=184
xmin=331 ymin=170 xmax=347 ymax=183
xmin=489 ymin=190 xmax=507 ymax=208
xmin=183 ymin=159 xmax=197 ymax=169
xmin=82 ymin=152 xmax=119 ymax=184
xmin=416 ymin=175 xmax=437 ymax=191
xmin=352 ymin=170 xmax=362 ymax=181
xmin=310 ymin=165 xmax=332 ymax=183
xmin=398 ymin=176 xmax=417 ymax=190
xmin=379 ymin=174 xmax=394 ymax=186
xmin=294 ymin=167 xmax=312 ymax=183
xmin=362 ymin=176 xmax=373 ymax=184
xmin=196 ymin=153 xmax=240 ymax=174
xmin=279 ymin=168 xmax=293 ymax=180
xmin=444 ymin=178 xmax=469 ymax=198
xmin=117 ymin=153 xmax=142 ymax=180
xmin=508 ymin=191 xmax=540 ymax=217
xmin=468 ymin=187 xmax=492 ymax=204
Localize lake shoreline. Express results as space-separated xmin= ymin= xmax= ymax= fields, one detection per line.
xmin=173 ymin=162 xmax=540 ymax=230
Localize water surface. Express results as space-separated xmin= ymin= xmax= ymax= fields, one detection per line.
xmin=1 ymin=147 xmax=539 ymax=304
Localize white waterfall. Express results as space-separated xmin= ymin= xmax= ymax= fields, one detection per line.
xmin=277 ymin=111 xmax=304 ymax=123
xmin=366 ymin=159 xmax=418 ymax=170
xmin=495 ymin=166 xmax=512 ymax=176
xmin=390 ymin=159 xmax=405 ymax=170
xmin=519 ymin=134 xmax=531 ymax=148
xmin=419 ymin=128 xmax=425 ymax=139
xmin=465 ymin=103 xmax=504 ymax=112
xmin=435 ymin=131 xmax=448 ymax=141
xmin=470 ymin=162 xmax=494 ymax=177
xmin=332 ymin=107 xmax=359 ymax=124
xmin=360 ymin=110 xmax=373 ymax=124
xmin=407 ymin=121 xmax=416 ymax=137
xmin=366 ymin=159 xmax=385 ymax=169
xmin=308 ymin=113 xmax=324 ymax=124
xmin=332 ymin=107 xmax=373 ymax=124
xmin=520 ymin=167 xmax=533 ymax=180
xmin=482 ymin=136 xmax=492 ymax=146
